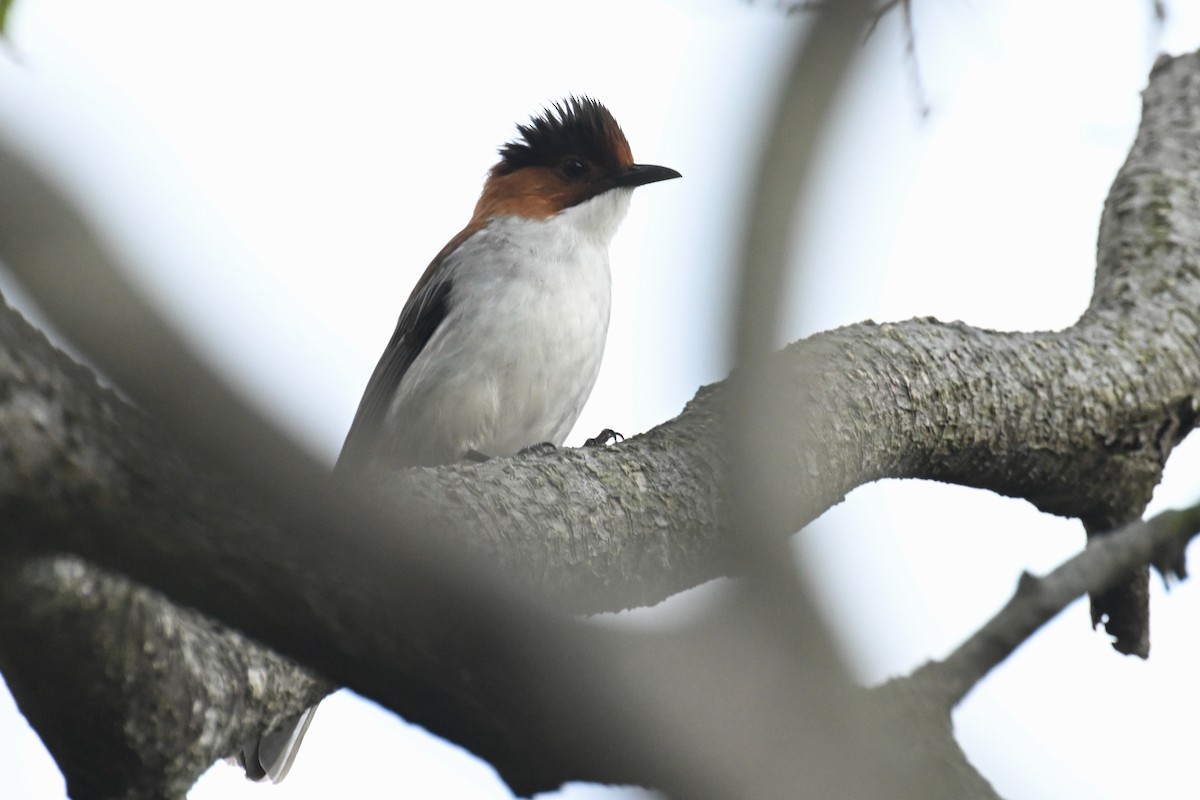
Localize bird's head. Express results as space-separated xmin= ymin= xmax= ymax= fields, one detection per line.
xmin=470 ymin=96 xmax=680 ymax=233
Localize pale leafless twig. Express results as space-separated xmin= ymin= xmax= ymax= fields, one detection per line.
xmin=901 ymin=503 xmax=1200 ymax=709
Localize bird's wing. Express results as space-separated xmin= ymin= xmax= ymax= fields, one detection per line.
xmin=336 ymin=239 xmax=466 ymax=471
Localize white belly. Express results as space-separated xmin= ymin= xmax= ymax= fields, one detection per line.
xmin=384 ymin=195 xmax=625 ymax=465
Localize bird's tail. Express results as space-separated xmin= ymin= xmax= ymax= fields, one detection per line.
xmin=236 ymin=705 xmax=318 ymax=783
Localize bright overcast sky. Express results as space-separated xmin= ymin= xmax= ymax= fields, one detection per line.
xmin=2 ymin=2 xmax=1200 ymax=799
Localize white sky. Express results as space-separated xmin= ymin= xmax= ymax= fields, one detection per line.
xmin=1 ymin=2 xmax=1199 ymax=799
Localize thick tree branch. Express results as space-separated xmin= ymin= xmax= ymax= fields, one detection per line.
xmin=0 ymin=558 xmax=330 ymax=799
xmin=0 ymin=291 xmax=334 ymax=796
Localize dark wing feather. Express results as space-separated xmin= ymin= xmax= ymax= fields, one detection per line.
xmin=335 ymin=272 xmax=453 ymax=472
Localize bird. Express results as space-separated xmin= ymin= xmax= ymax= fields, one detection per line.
xmin=337 ymin=95 xmax=680 ymax=471
xmin=238 ymin=95 xmax=679 ymax=782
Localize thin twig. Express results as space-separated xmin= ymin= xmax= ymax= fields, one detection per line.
xmin=905 ymin=503 xmax=1200 ymax=709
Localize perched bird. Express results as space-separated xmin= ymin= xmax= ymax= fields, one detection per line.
xmin=239 ymin=96 xmax=679 ymax=782
xmin=338 ymin=95 xmax=680 ymax=471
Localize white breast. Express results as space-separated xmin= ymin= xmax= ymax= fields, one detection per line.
xmin=384 ymin=188 xmax=633 ymax=464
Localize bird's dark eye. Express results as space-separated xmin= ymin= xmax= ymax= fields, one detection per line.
xmin=559 ymin=157 xmax=587 ymax=180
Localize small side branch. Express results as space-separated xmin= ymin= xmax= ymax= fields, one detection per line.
xmin=903 ymin=504 xmax=1200 ymax=709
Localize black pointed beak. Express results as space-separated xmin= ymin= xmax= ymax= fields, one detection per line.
xmin=610 ymin=163 xmax=682 ymax=188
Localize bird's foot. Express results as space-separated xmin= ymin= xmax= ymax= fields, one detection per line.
xmin=584 ymin=428 xmax=624 ymax=447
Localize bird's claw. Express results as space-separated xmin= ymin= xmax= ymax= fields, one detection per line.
xmin=584 ymin=428 xmax=624 ymax=447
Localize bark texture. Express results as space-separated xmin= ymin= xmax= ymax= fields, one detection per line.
xmin=0 ymin=300 xmax=331 ymax=798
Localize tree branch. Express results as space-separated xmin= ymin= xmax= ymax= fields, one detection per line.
xmin=0 ymin=557 xmax=330 ymax=798
xmin=900 ymin=503 xmax=1200 ymax=710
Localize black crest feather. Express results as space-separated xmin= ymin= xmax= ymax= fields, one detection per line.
xmin=494 ymin=96 xmax=631 ymax=175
